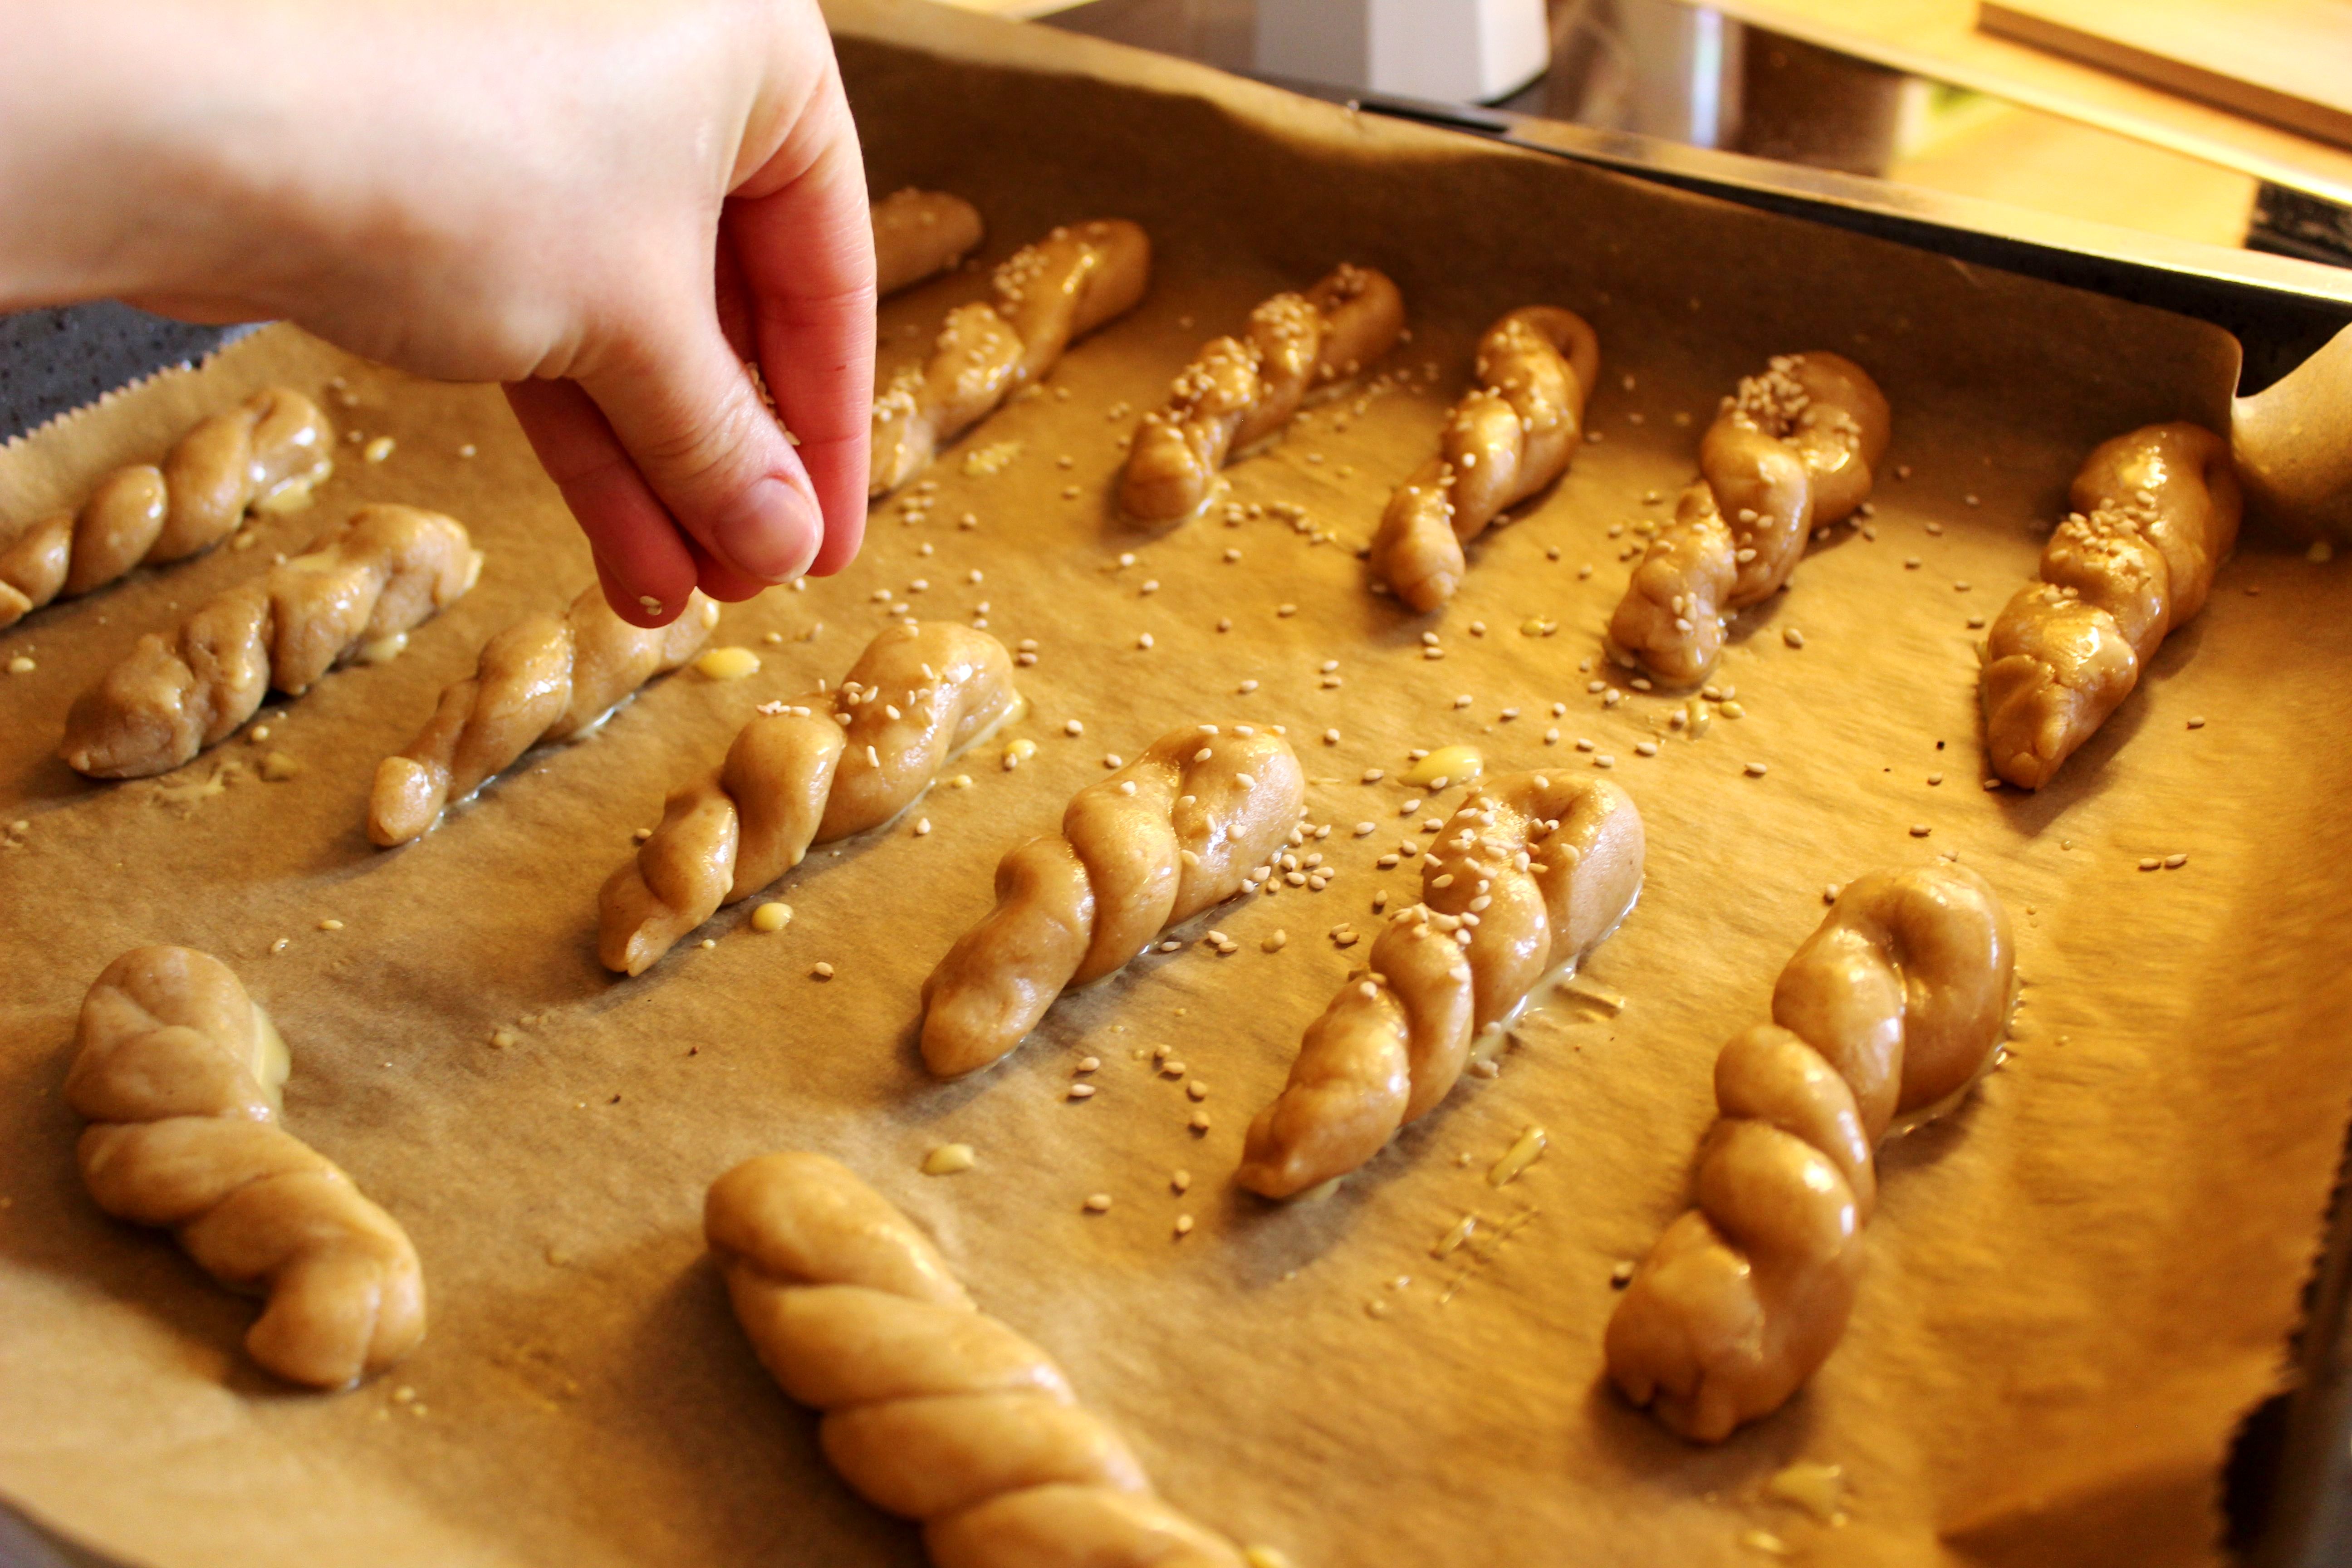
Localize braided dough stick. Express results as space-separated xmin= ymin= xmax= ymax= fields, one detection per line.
xmin=599 ymin=621 xmax=1018 ymax=975
xmin=1117 ymin=264 xmax=1406 ymax=522
xmin=1982 ymin=421 xmax=2240 ymax=789
xmin=1368 ymin=306 xmax=1600 ymax=612
xmin=871 ymin=219 xmax=1152 ymax=497
xmin=64 ymin=946 xmax=425 ymax=1390
xmin=1607 ymin=353 xmax=1890 ymax=686
xmin=368 ymin=586 xmax=719 ymax=846
xmin=0 ymin=387 xmax=334 ymax=630
xmin=921 ymin=722 xmax=1308 ymax=1078
xmin=1605 ymin=864 xmax=2014 ymax=1442
xmin=874 ymin=187 xmax=986 ymax=298
xmin=708 ymin=1152 xmax=1246 ymax=1568
xmin=59 ymin=505 xmax=481 ymax=779
xmin=1237 ymin=772 xmax=1644 ymax=1198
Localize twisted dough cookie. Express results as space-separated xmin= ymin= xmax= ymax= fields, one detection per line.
xmin=922 ymin=722 xmax=1307 ymax=1079
xmin=1369 ymin=307 xmax=1600 ymax=612
xmin=1118 ymin=264 xmax=1406 ymax=522
xmin=1605 ymin=864 xmax=2014 ymax=1442
xmin=65 ymin=946 xmax=425 ymax=1390
xmin=871 ymin=219 xmax=1152 ymax=496
xmin=600 ymin=621 xmax=1018 ymax=976
xmin=709 ymin=1152 xmax=1245 ymax=1568
xmin=1982 ymin=421 xmax=2240 ymax=789
xmin=1607 ymin=353 xmax=1891 ymax=686
xmin=61 ymin=504 xmax=480 ymax=779
xmin=0 ymin=387 xmax=333 ymax=630
xmin=874 ymin=188 xmax=985 ymax=298
xmin=369 ymin=586 xmax=719 ymax=846
xmin=1237 ymin=772 xmax=1644 ymax=1198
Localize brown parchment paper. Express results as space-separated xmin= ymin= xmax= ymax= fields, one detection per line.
xmin=5 ymin=5 xmax=2352 ymax=1564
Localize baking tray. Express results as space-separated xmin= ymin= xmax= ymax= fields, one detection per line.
xmin=5 ymin=6 xmax=2352 ymax=1561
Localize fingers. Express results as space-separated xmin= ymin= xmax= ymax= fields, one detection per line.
xmin=727 ymin=67 xmax=874 ymax=579
xmin=504 ymin=379 xmax=744 ymax=627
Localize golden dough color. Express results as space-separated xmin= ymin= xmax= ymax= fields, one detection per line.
xmin=0 ymin=387 xmax=333 ymax=629
xmin=368 ymin=586 xmax=717 ymax=846
xmin=64 ymin=946 xmax=424 ymax=1390
xmin=1607 ymin=352 xmax=1891 ymax=687
xmin=870 ymin=219 xmax=1152 ymax=497
xmin=1368 ymin=305 xmax=1599 ymax=612
xmin=1605 ymin=864 xmax=2014 ymax=1443
xmin=873 ymin=188 xmax=985 ymax=298
xmin=920 ymin=721 xmax=1306 ymax=1079
xmin=706 ymin=1152 xmax=1245 ymax=1568
xmin=599 ymin=621 xmax=1018 ymax=976
xmin=59 ymin=504 xmax=480 ymax=780
xmin=1118 ymin=264 xmax=1405 ymax=522
xmin=1237 ymin=771 xmax=1643 ymax=1198
xmin=1982 ymin=421 xmax=2240 ymax=789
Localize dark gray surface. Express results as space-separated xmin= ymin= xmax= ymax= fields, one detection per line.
xmin=0 ymin=304 xmax=259 ymax=445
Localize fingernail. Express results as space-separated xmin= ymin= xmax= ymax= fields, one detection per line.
xmin=712 ymin=475 xmax=816 ymax=583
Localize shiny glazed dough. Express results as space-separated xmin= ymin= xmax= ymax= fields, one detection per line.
xmin=1604 ymin=863 xmax=2014 ymax=1442
xmin=369 ymin=586 xmax=717 ymax=846
xmin=1118 ymin=264 xmax=1405 ymax=522
xmin=1981 ymin=421 xmax=2240 ymax=789
xmin=873 ymin=188 xmax=986 ymax=298
xmin=706 ymin=1152 xmax=1245 ymax=1568
xmin=0 ymin=387 xmax=334 ymax=629
xmin=871 ymin=219 xmax=1152 ymax=496
xmin=59 ymin=504 xmax=481 ymax=779
xmin=1367 ymin=306 xmax=1599 ymax=612
xmin=64 ymin=945 xmax=425 ymax=1390
xmin=921 ymin=721 xmax=1306 ymax=1078
xmin=598 ymin=621 xmax=1019 ymax=976
xmin=1236 ymin=771 xmax=1643 ymax=1198
xmin=1607 ymin=353 xmax=1891 ymax=686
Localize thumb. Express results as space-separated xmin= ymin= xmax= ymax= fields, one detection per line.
xmin=578 ymin=309 xmax=822 ymax=587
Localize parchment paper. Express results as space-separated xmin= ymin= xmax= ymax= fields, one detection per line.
xmin=4 ymin=5 xmax=2350 ymax=1564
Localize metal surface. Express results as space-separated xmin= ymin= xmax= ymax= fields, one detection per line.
xmin=1253 ymin=74 xmax=2352 ymax=392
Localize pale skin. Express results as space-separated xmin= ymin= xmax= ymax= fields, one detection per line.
xmin=0 ymin=0 xmax=874 ymax=629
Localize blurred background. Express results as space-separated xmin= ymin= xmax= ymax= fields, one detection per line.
xmin=945 ymin=0 xmax=2352 ymax=262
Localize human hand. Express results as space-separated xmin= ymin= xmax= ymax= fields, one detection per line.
xmin=0 ymin=0 xmax=873 ymax=626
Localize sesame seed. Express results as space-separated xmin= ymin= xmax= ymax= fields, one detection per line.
xmin=1137 ymin=632 xmax=1154 ymax=649
xmin=1783 ymin=628 xmax=1805 ymax=648
xmin=1278 ymin=603 xmax=1298 ymax=617
xmin=1744 ymin=762 xmax=1769 ymax=777
xmin=1262 ymin=930 xmax=1288 ymax=952
xmin=1911 ymin=824 xmax=1932 ymax=837
xmin=2187 ymin=715 xmax=2206 ymax=729
xmin=2139 ymin=857 xmax=2161 ymax=871
xmin=1174 ymin=1215 xmax=1195 ymax=1236
xmin=1083 ymin=1193 xmax=1112 ymax=1212
xmin=1905 ymin=557 xmax=1921 ymax=569
xmin=913 ymin=818 xmax=931 ymax=836
xmin=2165 ymin=853 xmax=2189 ymax=869
xmin=1064 ymin=719 xmax=1084 ymax=736
xmin=811 ymin=962 xmax=835 ymax=979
